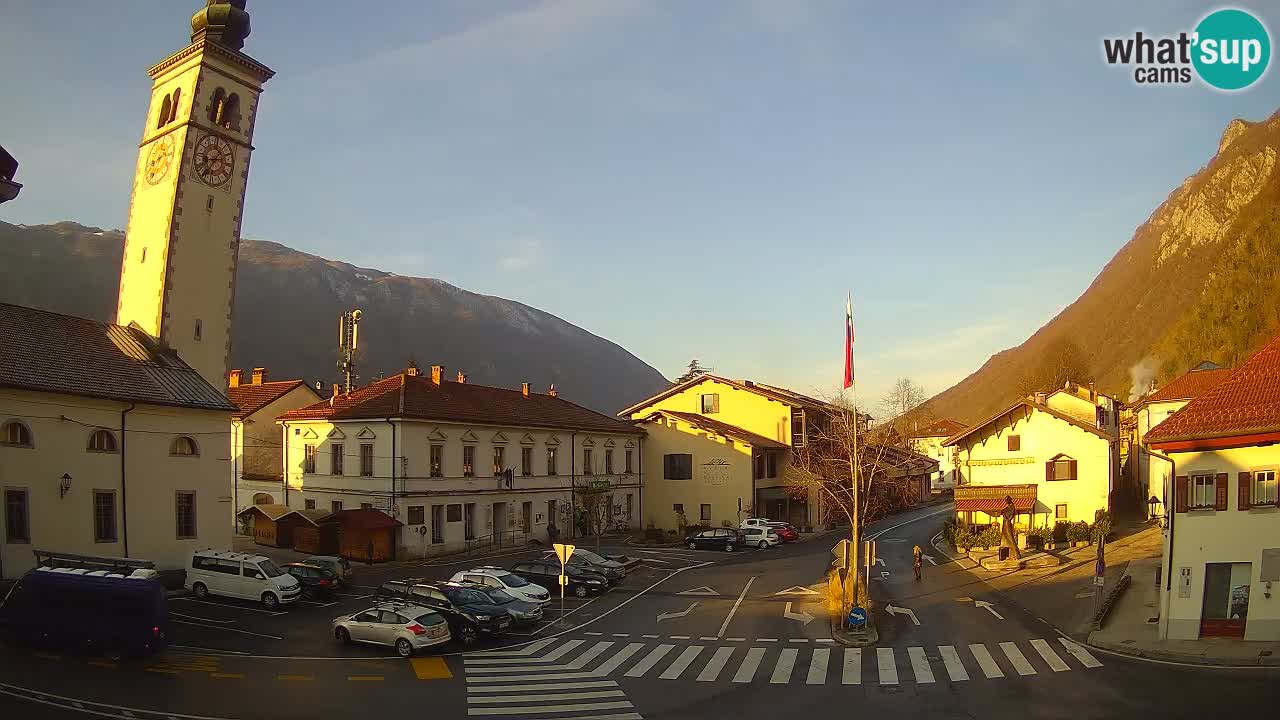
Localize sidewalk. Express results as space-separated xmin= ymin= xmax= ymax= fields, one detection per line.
xmin=1088 ymin=556 xmax=1280 ymax=666
xmin=943 ymin=521 xmax=1280 ymax=667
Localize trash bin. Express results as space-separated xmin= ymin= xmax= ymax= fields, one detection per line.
xmin=998 ymin=547 xmax=1010 ymax=561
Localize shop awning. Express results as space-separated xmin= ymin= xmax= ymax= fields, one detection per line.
xmin=954 ymin=485 xmax=1037 ymax=513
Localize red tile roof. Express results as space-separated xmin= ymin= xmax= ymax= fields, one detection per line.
xmin=907 ymin=419 xmax=968 ymax=439
xmin=1147 ymin=332 xmax=1280 ymax=444
xmin=642 ymin=410 xmax=790 ymax=449
xmin=0 ymin=302 xmax=234 ymax=411
xmin=278 ymin=373 xmax=644 ymax=435
xmin=228 ymin=380 xmax=315 ymax=420
xmin=1140 ymin=367 xmax=1233 ymax=404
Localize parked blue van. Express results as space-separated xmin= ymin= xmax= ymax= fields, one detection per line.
xmin=0 ymin=568 xmax=169 ymax=658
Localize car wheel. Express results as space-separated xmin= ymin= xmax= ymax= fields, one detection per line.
xmin=395 ymin=638 xmax=414 ymax=658
xmin=574 ymin=584 xmax=589 ymax=598
xmin=758 ymin=541 xmax=768 ymax=550
xmin=335 ymin=627 xmax=351 ymax=644
xmin=192 ymin=582 xmax=209 ymax=599
xmin=262 ymin=592 xmax=280 ymax=610
xmin=725 ymin=543 xmax=735 ymax=553
xmin=460 ymin=626 xmax=479 ymax=646
xmin=689 ymin=542 xmax=698 ymax=550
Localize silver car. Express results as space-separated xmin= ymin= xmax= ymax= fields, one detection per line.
xmin=333 ymin=602 xmax=450 ymax=657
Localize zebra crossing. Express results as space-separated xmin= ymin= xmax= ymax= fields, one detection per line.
xmin=464 ymin=635 xmax=1103 ymax=698
xmin=464 ymin=638 xmax=643 ymax=718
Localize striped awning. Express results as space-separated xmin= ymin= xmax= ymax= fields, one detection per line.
xmin=954 ymin=496 xmax=1036 ymax=513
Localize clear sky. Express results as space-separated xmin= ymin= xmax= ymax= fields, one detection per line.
xmin=2 ymin=1 xmax=1276 ymax=408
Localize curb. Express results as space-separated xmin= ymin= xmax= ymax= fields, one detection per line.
xmin=1086 ymin=637 xmax=1280 ymax=667
xmin=829 ymin=615 xmax=879 ymax=647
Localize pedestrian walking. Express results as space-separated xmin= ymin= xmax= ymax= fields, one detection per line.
xmin=912 ymin=545 xmax=923 ymax=581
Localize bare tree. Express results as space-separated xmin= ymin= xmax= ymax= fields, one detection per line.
xmin=784 ymin=397 xmax=918 ymax=617
xmin=574 ymin=456 xmax=620 ymax=550
xmin=880 ymin=377 xmax=927 ymax=420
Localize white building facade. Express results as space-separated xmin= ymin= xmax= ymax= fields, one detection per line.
xmin=277 ymin=365 xmax=645 ymax=558
xmin=1149 ymin=342 xmax=1280 ymax=641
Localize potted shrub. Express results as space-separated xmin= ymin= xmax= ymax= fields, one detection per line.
xmin=1053 ymin=521 xmax=1069 ymax=547
xmin=976 ymin=525 xmax=1001 ymax=550
xmin=1091 ymin=511 xmax=1113 ymax=542
xmin=1028 ymin=526 xmax=1053 ymax=550
xmin=1067 ymin=521 xmax=1091 ymax=547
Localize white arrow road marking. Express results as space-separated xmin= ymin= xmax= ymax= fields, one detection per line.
xmin=974 ymin=601 xmax=1004 ymax=620
xmin=874 ymin=558 xmax=886 ymax=566
xmin=953 ymin=596 xmax=974 ymax=602
xmin=782 ymin=602 xmax=815 ymax=625
xmin=772 ymin=585 xmax=822 ymax=597
xmin=656 ymin=602 xmax=699 ymax=622
xmin=884 ymin=604 xmax=920 ymax=626
xmin=880 ymin=571 xmax=890 ymax=579
xmin=923 ymin=555 xmax=937 ymax=566
xmin=677 ymin=586 xmax=720 ymax=596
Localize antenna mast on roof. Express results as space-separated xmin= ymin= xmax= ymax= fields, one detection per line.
xmin=337 ymin=309 xmax=362 ymax=394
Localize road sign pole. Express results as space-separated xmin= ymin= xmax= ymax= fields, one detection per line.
xmin=553 ymin=542 xmax=575 ymax=628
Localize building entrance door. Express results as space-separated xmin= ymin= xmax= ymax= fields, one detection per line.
xmin=1200 ymin=562 xmax=1250 ymax=638
xmin=522 ymin=501 xmax=533 ymax=534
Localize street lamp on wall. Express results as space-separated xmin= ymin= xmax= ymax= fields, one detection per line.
xmin=1147 ymin=495 xmax=1163 ymax=523
xmin=59 ymin=473 xmax=72 ymax=499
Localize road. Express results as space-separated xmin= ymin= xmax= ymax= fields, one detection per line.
xmin=2 ymin=503 xmax=1276 ymax=719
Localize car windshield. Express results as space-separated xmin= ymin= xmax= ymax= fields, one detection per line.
xmin=484 ymin=589 xmax=518 ymax=604
xmin=573 ymin=550 xmax=608 ymax=564
xmin=500 ymin=573 xmax=529 ymax=587
xmin=445 ymin=587 xmax=492 ymax=605
xmin=257 ymin=559 xmax=286 ymax=577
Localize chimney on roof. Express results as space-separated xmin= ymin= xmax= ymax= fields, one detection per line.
xmin=330 ymin=383 xmax=339 ymax=406
xmin=431 ymin=365 xmax=443 ymax=385
xmin=744 ymin=380 xmax=755 ymax=387
xmin=548 ymin=384 xmax=557 ymax=397
xmin=522 ymin=382 xmax=530 ymax=398
xmin=457 ymin=371 xmax=467 ymax=384
xmin=406 ymin=360 xmax=419 ymax=377
xmin=1088 ymin=382 xmax=1097 ymax=402
xmin=251 ymin=367 xmax=267 ymax=385
xmin=228 ymin=369 xmax=243 ymax=388
xmin=331 ymin=383 xmax=340 ymax=399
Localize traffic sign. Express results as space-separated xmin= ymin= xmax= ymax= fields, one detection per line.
xmin=837 ymin=566 xmax=849 ymax=586
xmin=848 ymin=606 xmax=867 ymax=629
xmin=831 ymin=539 xmax=851 ymax=570
xmin=554 ymin=543 xmax=576 ymax=566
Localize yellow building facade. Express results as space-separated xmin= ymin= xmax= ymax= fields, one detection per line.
xmin=623 ymin=375 xmax=826 ymax=530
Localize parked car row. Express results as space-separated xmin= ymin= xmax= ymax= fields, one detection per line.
xmin=684 ymin=518 xmax=800 ymax=551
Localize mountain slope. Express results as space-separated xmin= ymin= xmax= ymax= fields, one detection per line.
xmin=0 ymin=222 xmax=669 ymax=414
xmin=924 ymin=110 xmax=1280 ymax=423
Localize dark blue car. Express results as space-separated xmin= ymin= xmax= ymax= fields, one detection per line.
xmin=0 ymin=569 xmax=169 ymax=659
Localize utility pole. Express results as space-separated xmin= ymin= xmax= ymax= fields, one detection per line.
xmin=337 ymin=309 xmax=362 ymax=394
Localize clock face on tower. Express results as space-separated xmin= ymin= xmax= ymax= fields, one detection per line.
xmin=144 ymin=135 xmax=175 ymax=185
xmin=193 ymin=134 xmax=235 ymax=187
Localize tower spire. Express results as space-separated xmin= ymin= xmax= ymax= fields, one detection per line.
xmin=191 ymin=1 xmax=252 ymax=50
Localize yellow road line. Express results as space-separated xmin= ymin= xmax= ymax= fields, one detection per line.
xmin=210 ymin=672 xmax=245 ymax=680
xmin=409 ymin=657 xmax=453 ymax=680
xmin=347 ymin=676 xmax=384 ymax=681
xmin=277 ymin=675 xmax=314 ymax=682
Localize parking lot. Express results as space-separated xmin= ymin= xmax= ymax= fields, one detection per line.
xmin=164 ymin=543 xmax=721 ymax=658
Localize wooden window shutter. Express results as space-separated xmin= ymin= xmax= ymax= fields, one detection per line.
xmin=1214 ymin=472 xmax=1229 ymax=511
xmin=1068 ymin=459 xmax=1078 ymax=481
xmin=1045 ymin=461 xmax=1055 ymax=482
xmin=1175 ymin=475 xmax=1189 ymax=513
xmin=1238 ymin=471 xmax=1252 ymax=510
xmin=712 ymin=395 xmax=720 ymax=413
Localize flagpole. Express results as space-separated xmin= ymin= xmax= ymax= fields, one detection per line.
xmin=844 ymin=292 xmax=860 ymax=616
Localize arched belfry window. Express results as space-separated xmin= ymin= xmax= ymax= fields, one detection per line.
xmin=157 ymin=94 xmax=172 ymax=130
xmin=221 ymin=93 xmax=241 ymax=131
xmin=209 ymin=88 xmax=226 ymax=124
xmin=168 ymin=87 xmax=182 ymax=124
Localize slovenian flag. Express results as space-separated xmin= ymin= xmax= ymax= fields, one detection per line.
xmin=843 ymin=295 xmax=854 ymax=389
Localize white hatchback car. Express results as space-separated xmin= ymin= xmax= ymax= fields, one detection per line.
xmin=449 ymin=567 xmax=552 ymax=605
xmin=739 ymin=517 xmax=777 ymax=530
xmin=740 ymin=526 xmax=781 ymax=549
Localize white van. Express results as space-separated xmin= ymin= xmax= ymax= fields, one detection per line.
xmin=186 ymin=550 xmax=301 ymax=609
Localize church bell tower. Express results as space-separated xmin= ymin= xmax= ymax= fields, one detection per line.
xmin=116 ymin=1 xmax=273 ymax=391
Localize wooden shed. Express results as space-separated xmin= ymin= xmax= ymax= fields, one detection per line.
xmin=328 ymin=509 xmax=403 ymax=563
xmin=290 ymin=509 xmax=340 ymax=555
xmin=236 ymin=504 xmax=294 ymax=547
